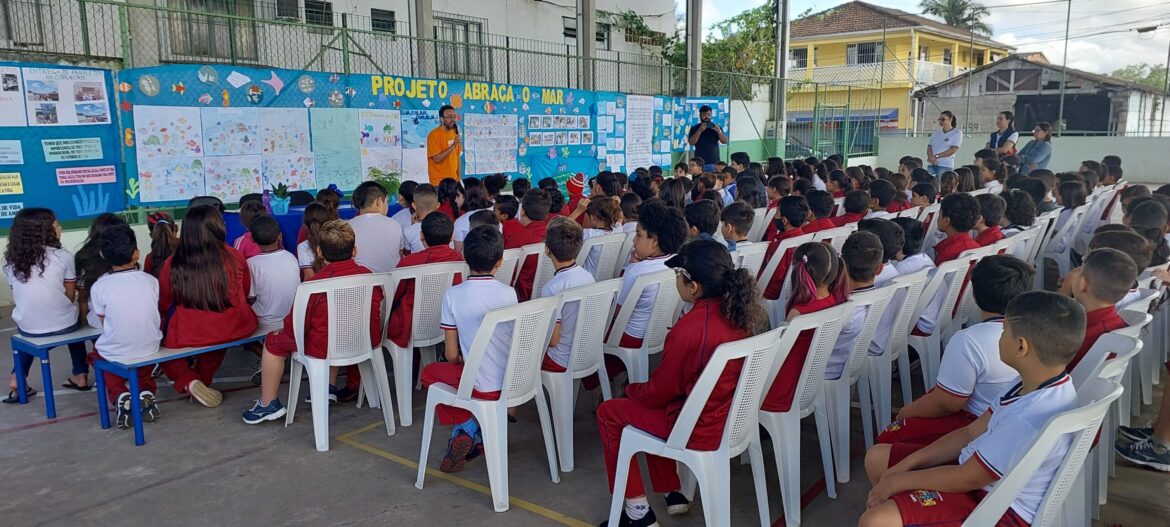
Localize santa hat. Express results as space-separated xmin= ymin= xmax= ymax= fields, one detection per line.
xmin=566 ymin=172 xmax=585 ymax=196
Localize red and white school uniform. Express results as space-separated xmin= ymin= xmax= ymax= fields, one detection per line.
xmin=508 ymin=219 xmax=548 ymax=301
xmin=454 ymin=207 xmax=494 ymax=244
xmin=247 ymin=249 xmax=300 ymax=329
xmin=885 ymin=200 xmax=912 ymax=214
xmin=158 ymin=247 xmax=258 ymax=392
xmin=295 ymin=240 xmax=316 ymax=271
xmin=264 ymin=259 xmax=384 ymax=360
xmin=933 ymin=232 xmax=980 ymax=265
xmin=826 ymin=285 xmax=874 ymax=380
xmin=539 ymin=264 xmax=595 ymax=372
xmin=761 ymin=227 xmax=806 ymax=301
xmin=802 ymin=217 xmax=836 ymax=234
xmin=437 ymin=201 xmax=458 ymax=221
xmin=597 ymin=298 xmax=749 ymax=498
xmin=887 ymin=373 xmax=1076 ymax=526
xmin=500 ymin=218 xmax=523 ymax=245
xmin=1068 ymin=305 xmax=1126 ymax=371
xmin=878 ymin=318 xmax=1015 ymax=445
xmin=421 ymin=275 xmax=518 ymax=425
xmin=385 ymin=246 xmax=464 ymax=348
xmin=87 ymin=269 xmax=163 ymax=404
xmin=762 ymin=294 xmax=840 ymax=412
xmin=581 ymin=253 xmax=670 ymax=389
xmin=832 ymin=211 xmax=864 ymax=227
xmin=974 ymin=226 xmax=1005 ymax=247
xmin=402 ymin=221 xmax=426 ymax=254
xmin=893 ymin=253 xmax=934 ymax=276
xmin=232 ymin=233 xmax=261 ymax=260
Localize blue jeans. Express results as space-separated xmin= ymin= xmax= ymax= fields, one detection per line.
xmin=927 ymin=164 xmax=950 ymax=177
xmin=13 ymin=322 xmax=89 ymax=378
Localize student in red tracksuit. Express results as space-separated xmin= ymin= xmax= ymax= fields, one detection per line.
xmin=1067 ymin=248 xmax=1138 ymax=370
xmin=832 ymin=189 xmax=870 ymax=227
xmin=507 ymin=189 xmax=552 ymax=301
xmin=386 ymin=212 xmax=464 ymax=350
xmin=761 ymin=241 xmax=850 ymax=413
xmin=242 ymin=220 xmax=384 ymax=423
xmin=596 ymin=240 xmax=768 ymax=527
xmin=973 ymin=194 xmax=1007 ymax=247
xmin=761 ymin=196 xmax=810 ymax=301
xmin=494 ymin=194 xmax=522 ymax=242
xmin=158 ymin=205 xmax=258 ymax=408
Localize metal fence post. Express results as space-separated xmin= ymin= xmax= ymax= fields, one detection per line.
xmin=227 ymin=13 xmax=238 ymax=65
xmin=565 ymin=44 xmax=571 ymax=88
xmin=505 ymin=36 xmax=511 ymax=85
xmin=341 ymin=14 xmax=351 ymax=74
xmin=79 ymin=0 xmax=91 ymax=57
xmin=118 ymin=4 xmax=133 ymax=68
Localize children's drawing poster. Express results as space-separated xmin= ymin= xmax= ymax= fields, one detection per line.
xmin=401 ymin=109 xmax=437 ymax=184
xmin=259 ymin=108 xmax=309 ymax=154
xmin=202 ymin=107 xmax=260 ymax=157
xmin=0 ymin=61 xmax=122 ymax=225
xmin=310 ymin=108 xmax=362 ymax=191
xmin=205 ymin=155 xmax=262 ymax=201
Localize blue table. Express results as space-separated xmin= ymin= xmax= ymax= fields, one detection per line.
xmin=225 ymin=205 xmax=363 ymax=253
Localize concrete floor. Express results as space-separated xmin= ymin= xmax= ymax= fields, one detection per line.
xmin=1 ymin=310 xmax=1167 ymax=526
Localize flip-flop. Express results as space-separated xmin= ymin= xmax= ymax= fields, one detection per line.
xmin=61 ymin=380 xmax=93 ymax=392
xmin=2 ymin=387 xmax=37 ymax=404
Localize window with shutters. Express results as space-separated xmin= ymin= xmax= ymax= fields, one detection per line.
xmin=371 ymin=9 xmax=397 ymax=34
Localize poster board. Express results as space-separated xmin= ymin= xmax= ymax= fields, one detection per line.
xmin=0 ymin=61 xmax=123 ymax=225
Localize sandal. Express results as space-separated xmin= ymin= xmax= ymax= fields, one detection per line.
xmin=2 ymin=387 xmax=38 ymax=404
xmin=62 ymin=380 xmax=93 ymax=392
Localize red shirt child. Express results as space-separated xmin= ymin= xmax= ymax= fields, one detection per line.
xmin=385 ymin=246 xmax=464 ymax=348
xmin=500 ymin=218 xmax=523 ymax=245
xmin=509 ymin=220 xmax=548 ymax=301
xmin=761 ymin=227 xmax=805 ymax=300
xmin=933 ymin=232 xmax=980 ymax=265
xmin=158 ymin=247 xmax=257 ymax=349
xmin=761 ymin=294 xmax=840 ymax=412
xmin=885 ymin=200 xmax=912 ymax=214
xmin=832 ymin=211 xmax=864 ymax=227
xmin=1068 ymin=305 xmax=1126 ymax=371
xmin=802 ymin=217 xmax=836 ymax=234
xmin=264 ymin=259 xmax=385 ymax=359
xmin=974 ymin=225 xmax=1005 ymax=247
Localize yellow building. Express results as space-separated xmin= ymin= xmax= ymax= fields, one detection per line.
xmin=786 ymin=0 xmax=1013 ymax=146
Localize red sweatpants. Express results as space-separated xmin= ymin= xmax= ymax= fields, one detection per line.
xmin=89 ymin=351 xmax=157 ymax=405
xmin=160 ymin=349 xmax=226 ymax=393
xmin=420 ymin=362 xmax=501 ymax=425
xmin=597 ymin=398 xmax=682 ymax=499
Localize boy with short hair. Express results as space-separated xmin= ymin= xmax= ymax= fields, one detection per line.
xmin=688 ymin=157 xmax=704 ymax=176
xmin=720 ymin=201 xmax=755 ymax=252
xmin=348 ymin=181 xmax=404 ymax=273
xmin=1065 ymin=248 xmax=1138 ymax=370
xmin=510 ymin=189 xmax=553 ymax=301
xmin=243 ymin=221 xmax=385 ymax=423
xmin=540 ymin=217 xmax=595 ymax=372
xmin=858 ymin=218 xmax=904 ymax=286
xmin=246 ymin=215 xmax=300 ymax=329
xmin=402 ymin=184 xmax=440 ymax=254
xmin=803 ymin=189 xmax=837 ymax=233
xmin=468 ymin=209 xmax=500 ymax=232
xmin=419 ymin=225 xmax=518 ymax=472
xmin=88 ymin=225 xmax=164 ymax=429
xmin=835 ymin=189 xmax=871 ymax=227
xmin=386 ymin=212 xmax=465 ymax=350
xmin=877 ymin=255 xmax=1034 ymax=447
xmin=861 ymin=291 xmax=1085 ymax=527
xmin=973 ymin=194 xmax=1007 ymax=247
xmin=683 ymin=199 xmax=721 ymax=243
xmin=891 ymin=217 xmax=934 ymax=275
xmin=762 ymin=196 xmax=811 ymax=301
xmin=867 ymin=180 xmax=899 ymax=217
xmin=826 ymin=231 xmax=884 ymax=380
xmin=933 ymin=193 xmax=981 ymax=265
xmin=911 ymin=183 xmax=937 ymax=208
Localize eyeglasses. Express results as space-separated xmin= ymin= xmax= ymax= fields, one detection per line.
xmin=937 ymin=118 xmax=948 ymax=122
xmin=672 ymin=267 xmax=692 ymax=282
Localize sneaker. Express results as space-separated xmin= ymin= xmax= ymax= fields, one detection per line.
xmin=664 ymin=492 xmax=690 ymax=516
xmin=598 ymin=509 xmax=659 ymax=527
xmin=1119 ymin=424 xmax=1154 ymax=442
xmin=440 ymin=431 xmax=475 ymax=473
xmin=115 ymin=393 xmax=131 ymax=430
xmin=1115 ymin=438 xmax=1170 ymax=472
xmin=187 ymin=380 xmax=223 ymax=408
xmin=335 ymin=386 xmax=359 ymax=403
xmin=242 ymin=399 xmax=287 ymax=424
xmin=465 ymin=441 xmax=485 ymax=463
xmin=305 ymin=384 xmax=339 ymax=404
xmin=141 ymin=391 xmax=161 ymax=423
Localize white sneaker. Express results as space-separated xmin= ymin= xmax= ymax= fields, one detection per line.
xmin=187 ymin=380 xmax=223 ymax=408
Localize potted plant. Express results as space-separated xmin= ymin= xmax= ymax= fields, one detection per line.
xmin=367 ymin=167 xmax=401 ymax=197
xmin=269 ymin=182 xmax=291 ymax=215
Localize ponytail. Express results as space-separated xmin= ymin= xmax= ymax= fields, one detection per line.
xmin=1133 ymin=225 xmax=1169 ymax=267
xmin=788 ymin=254 xmax=820 ymax=312
xmin=147 ymin=213 xmax=178 ymax=278
xmin=721 ymin=267 xmax=768 ymax=335
xmin=787 ymin=242 xmax=849 ymax=311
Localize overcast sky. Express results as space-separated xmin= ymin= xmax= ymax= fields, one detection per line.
xmin=690 ymin=0 xmax=1170 ymax=75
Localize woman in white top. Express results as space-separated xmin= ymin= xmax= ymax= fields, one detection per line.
xmin=926 ymin=111 xmax=963 ymax=177
xmin=3 ymin=208 xmax=90 ymax=403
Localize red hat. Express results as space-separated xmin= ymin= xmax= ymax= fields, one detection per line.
xmin=566 ymin=172 xmax=585 ymax=196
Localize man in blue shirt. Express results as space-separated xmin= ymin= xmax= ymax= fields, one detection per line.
xmin=687 ymin=105 xmax=728 ymax=171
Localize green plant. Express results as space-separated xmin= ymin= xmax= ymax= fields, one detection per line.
xmin=367 ymin=167 xmax=401 ymax=197
xmin=270 ymin=182 xmax=290 ymax=199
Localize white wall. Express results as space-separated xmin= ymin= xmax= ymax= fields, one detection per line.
xmin=876 ymin=135 xmax=1170 ymax=184
xmin=729 ymin=100 xmax=771 ymax=142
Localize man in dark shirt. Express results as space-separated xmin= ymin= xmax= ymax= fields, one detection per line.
xmin=687 ymin=105 xmax=728 ymax=171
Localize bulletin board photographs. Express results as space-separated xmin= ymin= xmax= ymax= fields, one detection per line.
xmin=26 ymin=80 xmax=58 ymax=101
xmin=3 ymin=74 xmax=18 ymax=91
xmin=528 ymin=115 xmax=540 ymax=129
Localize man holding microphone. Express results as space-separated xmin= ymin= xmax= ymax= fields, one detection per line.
xmin=427 ymin=105 xmax=462 ymax=186
xmin=687 ymin=105 xmax=727 ymax=172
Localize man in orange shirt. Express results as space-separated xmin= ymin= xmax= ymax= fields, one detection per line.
xmin=427 ymin=105 xmax=461 ymax=186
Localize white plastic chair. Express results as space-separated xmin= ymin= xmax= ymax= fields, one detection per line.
xmin=730 ymin=242 xmax=770 ymax=278
xmin=1004 ymin=223 xmax=1042 ymax=261
xmin=1036 ymin=203 xmax=1091 ymax=289
xmin=1027 ymin=210 xmax=1061 ymax=265
xmin=415 ymin=296 xmax=562 ymax=512
xmin=613 ymin=231 xmax=637 ymax=279
xmin=811 ymin=224 xmax=857 ymax=253
xmin=285 ymin=274 xmax=394 ymax=452
xmin=757 ymin=233 xmax=816 ymax=328
xmin=907 ymin=252 xmax=982 ymax=391
xmin=917 ymin=203 xmax=942 ymax=255
xmin=824 ymin=286 xmax=897 ymax=482
xmin=961 ymin=378 xmax=1122 ymax=527
xmin=518 ymin=242 xmax=557 ymax=298
xmin=759 ymin=301 xmax=854 ymax=527
xmin=606 ymin=327 xmax=786 ymax=527
xmin=832 ymin=196 xmax=846 ymax=217
xmin=866 ymin=269 xmax=932 ymax=432
xmin=577 ymin=231 xmax=628 ymax=281
xmin=494 ymin=247 xmax=523 ymax=285
xmin=382 ymin=262 xmax=468 ymax=426
xmin=748 ymin=207 xmax=777 ymax=243
xmin=604 ymin=268 xmax=681 ymax=385
xmin=540 ymin=279 xmax=621 ymax=472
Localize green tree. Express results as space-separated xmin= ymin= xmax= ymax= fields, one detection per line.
xmin=1110 ymin=63 xmax=1169 ymax=91
xmin=662 ymin=0 xmax=779 ymax=98
xmin=919 ymin=0 xmax=992 ymax=35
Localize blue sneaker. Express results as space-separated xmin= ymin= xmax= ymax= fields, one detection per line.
xmin=1115 ymin=438 xmax=1170 ymax=472
xmin=1119 ymin=423 xmax=1154 ymax=442
xmin=242 ymin=399 xmax=287 ymax=424
xmin=304 ymin=384 xmax=338 ymax=404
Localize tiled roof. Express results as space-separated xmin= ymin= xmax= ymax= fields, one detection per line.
xmin=915 ymin=54 xmax=1164 ymax=95
xmin=791 ymin=1 xmax=1012 ymax=49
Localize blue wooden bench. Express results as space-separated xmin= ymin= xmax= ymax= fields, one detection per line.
xmin=11 ymin=326 xmax=103 ymax=419
xmin=92 ymin=329 xmax=270 ymax=446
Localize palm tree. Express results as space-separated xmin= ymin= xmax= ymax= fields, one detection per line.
xmin=919 ymin=0 xmax=992 ymax=35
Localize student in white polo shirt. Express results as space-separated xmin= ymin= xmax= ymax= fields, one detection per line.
xmin=890 ymin=217 xmax=934 ymax=276
xmin=452 ymin=179 xmax=496 ymax=253
xmin=858 ymin=218 xmax=904 ymax=287
xmin=420 ymin=225 xmax=517 ymax=474
xmin=295 ymin=203 xmax=333 ymax=281
xmin=86 ymin=224 xmax=164 ymax=429
xmin=877 ymin=256 xmax=1032 ymax=447
xmin=245 ymin=216 xmax=299 ymax=330
xmin=540 ymin=217 xmax=595 ymax=372
xmin=861 ymin=291 xmax=1083 ymax=527
xmin=346 ymin=181 xmax=403 ymax=273
xmin=401 ymin=184 xmax=440 ymax=255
